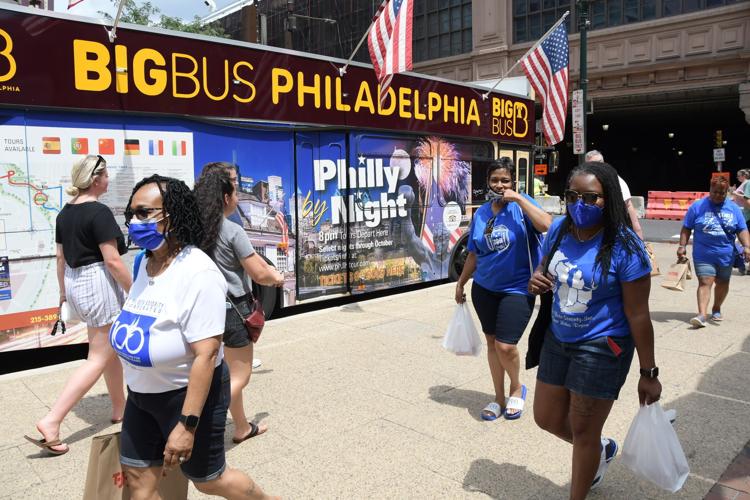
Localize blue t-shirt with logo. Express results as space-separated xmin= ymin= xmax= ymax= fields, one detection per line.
xmin=541 ymin=217 xmax=651 ymax=343
xmin=467 ymin=195 xmax=542 ymax=295
xmin=683 ymin=197 xmax=747 ymax=267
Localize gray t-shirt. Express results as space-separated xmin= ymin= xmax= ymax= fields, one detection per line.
xmin=213 ymin=218 xmax=255 ymax=298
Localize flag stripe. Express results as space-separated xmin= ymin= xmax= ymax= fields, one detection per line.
xmin=520 ymin=21 xmax=569 ymax=145
xmin=368 ymin=0 xmax=413 ymax=106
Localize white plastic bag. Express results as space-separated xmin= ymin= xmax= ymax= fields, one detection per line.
xmin=442 ymin=303 xmax=482 ymax=356
xmin=621 ymin=403 xmax=689 ymax=492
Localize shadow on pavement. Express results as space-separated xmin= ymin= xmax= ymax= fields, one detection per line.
xmin=649 ymin=310 xmax=696 ymax=324
xmin=462 ymin=459 xmax=567 ymax=498
xmin=428 ymin=385 xmax=493 ymax=422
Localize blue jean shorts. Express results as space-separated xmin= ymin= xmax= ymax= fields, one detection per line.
xmin=536 ymin=330 xmax=635 ymax=400
xmin=694 ymin=261 xmax=732 ymax=281
xmin=471 ymin=282 xmax=535 ymax=345
xmin=120 ymin=362 xmax=230 ymax=482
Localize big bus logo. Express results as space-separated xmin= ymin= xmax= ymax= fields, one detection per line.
xmin=0 ymin=29 xmax=17 ymax=83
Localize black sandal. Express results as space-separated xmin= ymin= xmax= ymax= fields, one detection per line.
xmin=232 ymin=422 xmax=263 ymax=444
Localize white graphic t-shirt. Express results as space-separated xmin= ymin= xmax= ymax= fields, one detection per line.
xmin=111 ymin=246 xmax=227 ymax=393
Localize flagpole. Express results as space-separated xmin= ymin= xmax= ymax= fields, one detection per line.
xmin=107 ymin=0 xmax=126 ymax=43
xmin=338 ymin=0 xmax=389 ymax=77
xmin=481 ymin=10 xmax=569 ymax=100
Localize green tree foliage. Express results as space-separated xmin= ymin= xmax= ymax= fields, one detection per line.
xmin=99 ymin=0 xmax=227 ymax=38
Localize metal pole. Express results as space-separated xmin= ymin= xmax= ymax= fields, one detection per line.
xmin=577 ymin=0 xmax=589 ymax=164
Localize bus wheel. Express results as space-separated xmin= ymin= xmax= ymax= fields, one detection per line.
xmin=448 ymin=235 xmax=469 ymax=281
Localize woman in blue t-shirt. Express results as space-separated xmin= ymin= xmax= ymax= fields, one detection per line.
xmin=455 ymin=158 xmax=551 ymax=421
xmin=528 ymin=162 xmax=661 ymax=499
xmin=677 ymin=177 xmax=750 ymax=327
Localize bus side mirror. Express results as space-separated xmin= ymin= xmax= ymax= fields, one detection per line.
xmin=548 ymin=151 xmax=559 ymax=173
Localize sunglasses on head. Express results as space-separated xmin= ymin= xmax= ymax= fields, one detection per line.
xmin=91 ymin=155 xmax=105 ymax=176
xmin=484 ymin=215 xmax=496 ymax=235
xmin=564 ymin=189 xmax=604 ymax=206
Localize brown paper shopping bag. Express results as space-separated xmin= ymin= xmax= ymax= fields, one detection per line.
xmin=660 ymin=260 xmax=691 ymax=291
xmin=645 ymin=243 xmax=661 ymax=277
xmin=83 ymin=432 xmax=189 ymax=500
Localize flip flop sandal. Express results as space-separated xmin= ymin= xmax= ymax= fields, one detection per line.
xmin=23 ymin=435 xmax=70 ymax=455
xmin=504 ymin=385 xmax=528 ymax=420
xmin=232 ymin=422 xmax=263 ymax=444
xmin=480 ymin=402 xmax=504 ymax=421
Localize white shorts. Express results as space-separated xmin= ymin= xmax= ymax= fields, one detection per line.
xmin=65 ymin=262 xmax=125 ymax=328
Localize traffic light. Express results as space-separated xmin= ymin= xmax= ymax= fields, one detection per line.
xmin=715 ymin=130 xmax=723 ymax=148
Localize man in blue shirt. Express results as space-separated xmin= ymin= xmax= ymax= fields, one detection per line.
xmin=678 ymin=177 xmax=750 ymax=327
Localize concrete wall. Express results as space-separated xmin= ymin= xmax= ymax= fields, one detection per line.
xmin=414 ymin=1 xmax=750 ymax=119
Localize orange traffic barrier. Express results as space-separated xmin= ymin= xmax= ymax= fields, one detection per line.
xmin=645 ymin=191 xmax=708 ymax=220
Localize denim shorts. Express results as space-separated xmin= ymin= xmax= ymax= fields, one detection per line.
xmin=120 ymin=362 xmax=230 ymax=482
xmin=471 ymin=282 xmax=535 ymax=345
xmin=536 ymin=330 xmax=635 ymax=400
xmin=224 ymin=294 xmax=252 ymax=348
xmin=694 ymin=261 xmax=732 ymax=281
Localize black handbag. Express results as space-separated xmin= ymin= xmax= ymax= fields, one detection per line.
xmin=525 ymin=291 xmax=552 ymax=370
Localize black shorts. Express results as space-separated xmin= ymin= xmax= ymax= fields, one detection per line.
xmin=471 ymin=282 xmax=535 ymax=345
xmin=120 ymin=363 xmax=230 ymax=483
xmin=224 ymin=294 xmax=252 ymax=348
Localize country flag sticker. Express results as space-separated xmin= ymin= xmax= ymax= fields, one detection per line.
xmin=71 ymin=138 xmax=89 ymax=155
xmin=98 ymin=138 xmax=115 ymax=155
xmin=171 ymin=140 xmax=187 ymax=156
xmin=42 ymin=137 xmax=61 ymax=154
xmin=124 ymin=139 xmax=140 ymax=155
xmin=148 ymin=140 xmax=164 ymax=156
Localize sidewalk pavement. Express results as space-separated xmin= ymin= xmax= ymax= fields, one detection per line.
xmin=1 ymin=241 xmax=749 ymax=499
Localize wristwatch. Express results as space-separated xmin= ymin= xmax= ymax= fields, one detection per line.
xmin=639 ymin=367 xmax=659 ymax=378
xmin=179 ymin=414 xmax=200 ymax=430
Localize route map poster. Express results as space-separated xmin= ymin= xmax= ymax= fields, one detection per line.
xmin=0 ymin=120 xmax=194 ymax=352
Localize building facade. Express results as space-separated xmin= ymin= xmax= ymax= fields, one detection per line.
xmin=245 ymin=0 xmax=750 ymax=192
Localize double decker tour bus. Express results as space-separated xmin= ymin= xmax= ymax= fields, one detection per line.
xmin=0 ymin=3 xmax=534 ymax=363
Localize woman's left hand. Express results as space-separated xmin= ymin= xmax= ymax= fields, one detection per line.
xmin=637 ymin=376 xmax=662 ymax=406
xmin=744 ymin=246 xmax=750 ymax=263
xmin=500 ymin=188 xmax=522 ymax=203
xmin=163 ymin=423 xmax=195 ymax=468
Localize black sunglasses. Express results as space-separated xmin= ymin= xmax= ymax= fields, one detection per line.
xmin=564 ymin=189 xmax=604 ymax=206
xmin=484 ymin=215 xmax=496 ymax=236
xmin=130 ymin=207 xmax=164 ymax=221
xmin=91 ymin=155 xmax=105 ymax=176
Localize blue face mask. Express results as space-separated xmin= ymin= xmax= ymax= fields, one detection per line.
xmin=128 ymin=218 xmax=166 ymax=251
xmin=567 ymin=200 xmax=604 ymax=229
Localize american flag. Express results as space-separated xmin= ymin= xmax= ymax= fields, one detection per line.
xmin=367 ymin=0 xmax=413 ymax=106
xmin=521 ymin=21 xmax=569 ymax=146
xmin=420 ymin=181 xmax=442 ymax=254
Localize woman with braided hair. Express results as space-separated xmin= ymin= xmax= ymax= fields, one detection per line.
xmin=528 ymin=162 xmax=661 ymax=499
xmin=194 ymin=166 xmax=283 ymax=444
xmin=112 ymin=175 xmax=277 ymax=499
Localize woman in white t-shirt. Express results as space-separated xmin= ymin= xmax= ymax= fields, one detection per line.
xmin=115 ymin=175 xmax=277 ymax=499
xmin=195 ymin=166 xmax=284 ymax=444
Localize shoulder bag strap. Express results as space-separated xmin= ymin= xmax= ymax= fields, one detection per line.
xmin=517 ymin=205 xmax=536 ymax=276
xmin=710 ymin=206 xmax=738 ymax=250
xmin=227 ymin=295 xmax=247 ymax=320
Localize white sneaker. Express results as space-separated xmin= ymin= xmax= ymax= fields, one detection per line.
xmin=690 ymin=315 xmax=707 ymax=328
xmin=592 ymin=437 xmax=618 ymax=489
xmin=252 ymin=358 xmax=262 ymax=369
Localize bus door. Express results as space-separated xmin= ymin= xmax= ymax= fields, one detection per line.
xmin=294 ymin=132 xmax=348 ymax=300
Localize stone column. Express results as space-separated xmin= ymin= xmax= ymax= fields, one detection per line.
xmin=740 ymin=83 xmax=750 ymax=124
